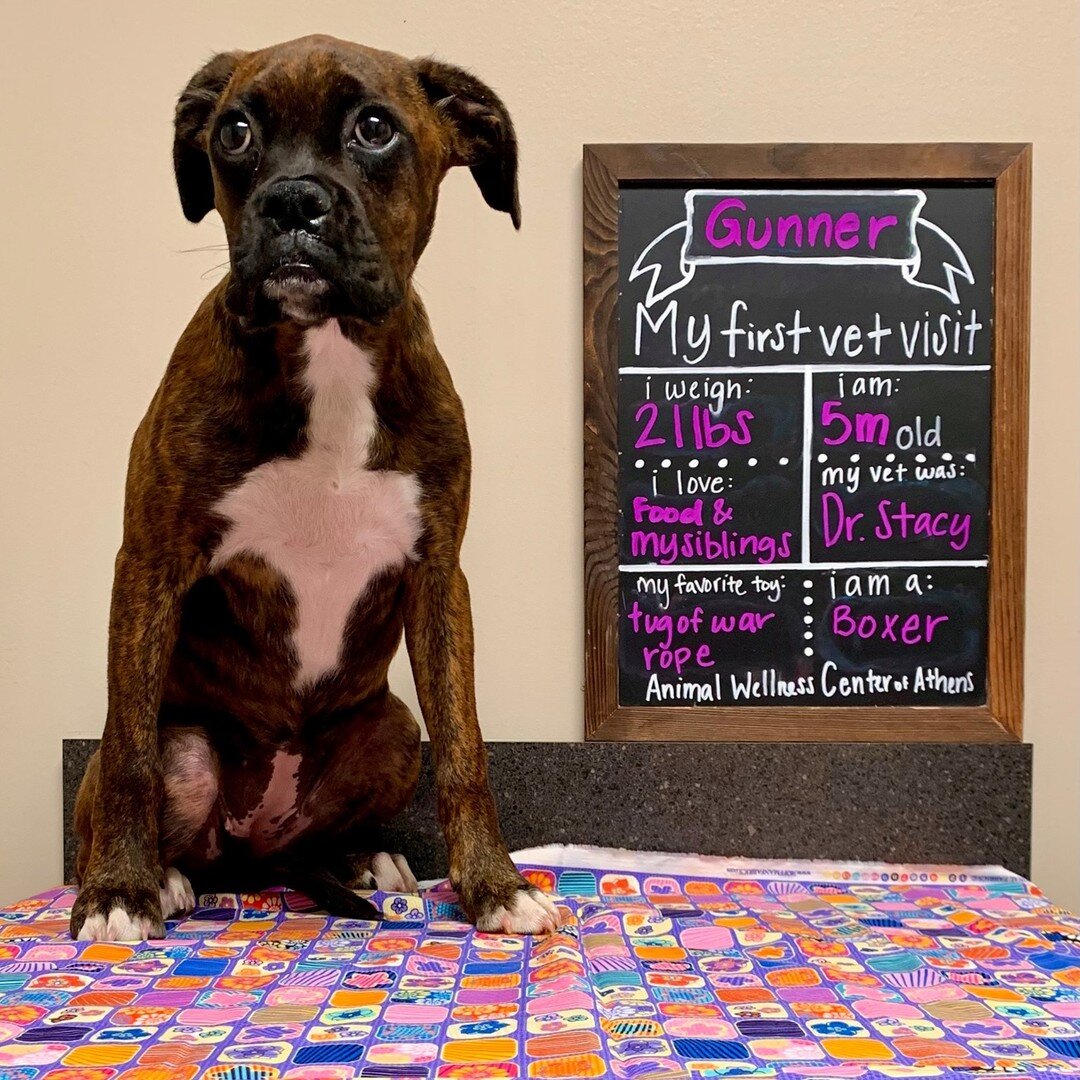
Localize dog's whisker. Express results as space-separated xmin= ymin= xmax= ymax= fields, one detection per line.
xmin=200 ymin=261 xmax=231 ymax=279
xmin=178 ymin=244 xmax=230 ymax=254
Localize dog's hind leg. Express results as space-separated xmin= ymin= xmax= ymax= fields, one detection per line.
xmin=276 ymin=692 xmax=422 ymax=909
xmin=331 ymin=694 xmax=422 ymax=898
xmin=157 ymin=726 xmax=220 ymax=918
xmin=73 ymin=751 xmax=101 ymax=888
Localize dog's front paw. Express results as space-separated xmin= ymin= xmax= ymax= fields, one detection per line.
xmin=457 ymin=869 xmax=560 ymax=935
xmin=71 ymin=878 xmax=165 ymax=942
xmin=475 ymin=885 xmax=560 ymax=935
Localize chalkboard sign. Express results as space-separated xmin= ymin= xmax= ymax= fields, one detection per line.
xmin=584 ymin=145 xmax=1030 ymax=742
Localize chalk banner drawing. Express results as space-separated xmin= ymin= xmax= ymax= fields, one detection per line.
xmin=616 ymin=185 xmax=994 ymax=707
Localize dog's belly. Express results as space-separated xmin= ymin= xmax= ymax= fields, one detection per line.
xmin=210 ymin=320 xmax=422 ymax=687
xmin=161 ymin=697 xmax=422 ymax=865
xmin=222 ymin=747 xmax=307 ymax=853
xmin=163 ymin=735 xmax=307 ymax=859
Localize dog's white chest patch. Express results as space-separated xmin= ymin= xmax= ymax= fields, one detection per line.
xmin=211 ymin=320 xmax=422 ymax=687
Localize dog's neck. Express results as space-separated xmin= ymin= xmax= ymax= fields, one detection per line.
xmin=192 ymin=279 xmax=444 ymax=474
xmin=214 ymin=279 xmax=428 ymax=384
xmin=300 ymin=319 xmax=378 ymax=475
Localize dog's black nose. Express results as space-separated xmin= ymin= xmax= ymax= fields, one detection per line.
xmin=261 ymin=179 xmax=332 ymax=233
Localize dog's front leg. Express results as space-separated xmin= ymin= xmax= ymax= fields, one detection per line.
xmin=405 ymin=561 xmax=559 ymax=934
xmin=69 ymin=549 xmax=196 ymax=941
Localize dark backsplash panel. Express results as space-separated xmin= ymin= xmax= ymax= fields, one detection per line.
xmin=63 ymin=739 xmax=1032 ymax=884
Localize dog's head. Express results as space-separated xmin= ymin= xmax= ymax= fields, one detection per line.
xmin=174 ymin=35 xmax=518 ymax=326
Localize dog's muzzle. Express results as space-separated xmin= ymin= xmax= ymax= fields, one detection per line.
xmin=227 ymin=174 xmax=401 ymax=325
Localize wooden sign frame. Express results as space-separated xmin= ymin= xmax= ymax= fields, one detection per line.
xmin=583 ymin=143 xmax=1031 ymax=743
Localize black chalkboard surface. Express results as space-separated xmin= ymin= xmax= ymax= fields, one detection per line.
xmin=616 ymin=184 xmax=994 ymax=708
xmin=585 ymin=145 xmax=1030 ymax=742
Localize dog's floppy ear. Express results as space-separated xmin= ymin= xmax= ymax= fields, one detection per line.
xmin=413 ymin=58 xmax=520 ymax=229
xmin=173 ymin=51 xmax=245 ymax=223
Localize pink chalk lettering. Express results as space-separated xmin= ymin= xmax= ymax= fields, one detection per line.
xmin=628 ymin=527 xmax=793 ymax=565
xmin=821 ymin=491 xmax=864 ymax=548
xmin=832 ymin=603 xmax=950 ymax=645
xmin=632 ymin=496 xmax=704 ymax=526
xmin=634 ymin=401 xmax=664 ymax=449
xmin=700 ymin=198 xmax=901 ymax=253
xmin=873 ymin=500 xmax=972 ymax=552
xmin=704 ymin=197 xmax=748 ymax=249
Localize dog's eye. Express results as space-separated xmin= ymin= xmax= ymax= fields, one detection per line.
xmin=353 ymin=110 xmax=396 ymax=151
xmin=218 ymin=114 xmax=253 ymax=155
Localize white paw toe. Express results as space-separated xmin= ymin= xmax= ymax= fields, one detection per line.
xmin=76 ymin=906 xmax=156 ymax=943
xmin=368 ymin=852 xmax=416 ymax=892
xmin=390 ymin=853 xmax=418 ymax=892
xmin=159 ymin=867 xmax=195 ymax=919
xmin=476 ymin=887 xmax=560 ymax=935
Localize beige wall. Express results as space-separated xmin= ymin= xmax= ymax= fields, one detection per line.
xmin=1 ymin=0 xmax=1077 ymax=906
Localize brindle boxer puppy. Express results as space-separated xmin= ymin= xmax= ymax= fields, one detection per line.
xmin=70 ymin=35 xmax=558 ymax=940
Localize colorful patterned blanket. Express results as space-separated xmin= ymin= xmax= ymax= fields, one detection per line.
xmin=1 ymin=851 xmax=1079 ymax=1079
